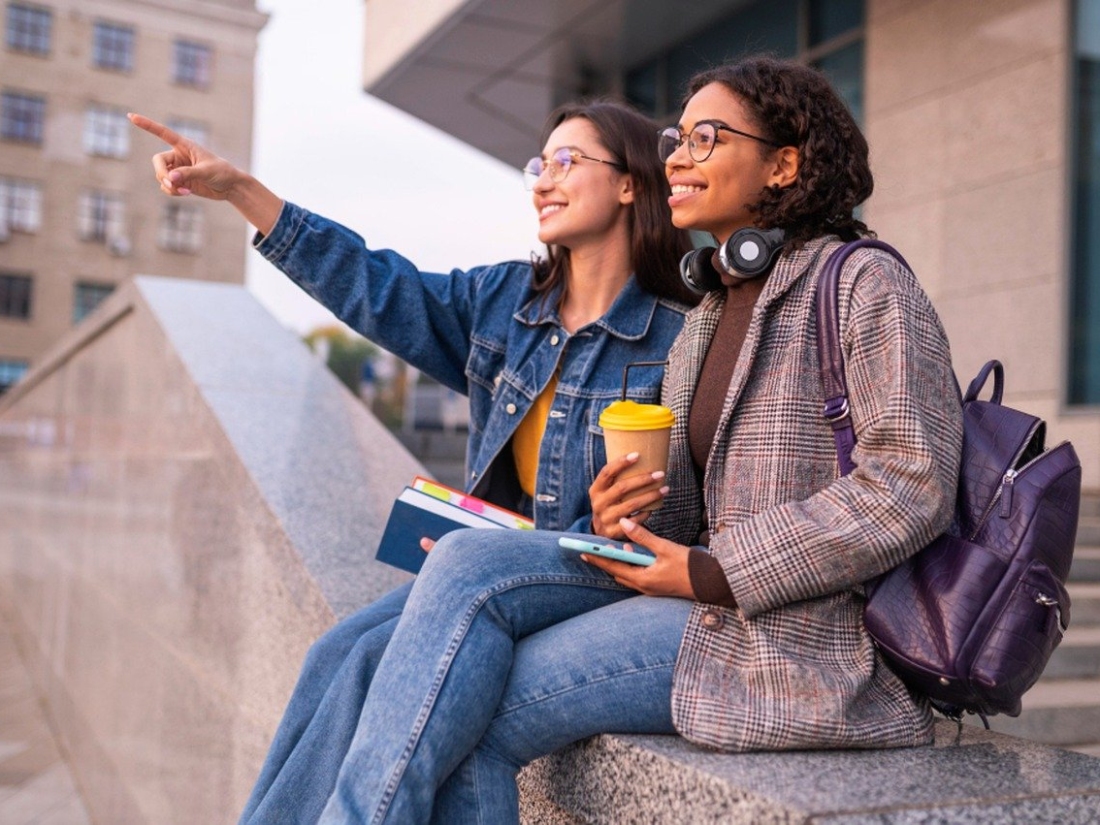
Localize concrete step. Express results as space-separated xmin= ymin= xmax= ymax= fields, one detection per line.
xmin=1071 ymin=547 xmax=1100 ymax=583
xmin=976 ymin=679 xmax=1100 ymax=747
xmin=1078 ymin=517 xmax=1100 ymax=548
xmin=1045 ymin=626 xmax=1100 ymax=679
xmin=1069 ymin=583 xmax=1100 ymax=626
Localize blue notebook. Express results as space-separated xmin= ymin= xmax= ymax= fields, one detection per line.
xmin=375 ymin=482 xmax=534 ymax=574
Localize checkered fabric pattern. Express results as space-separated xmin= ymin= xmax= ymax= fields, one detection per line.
xmin=647 ymin=236 xmax=964 ymax=752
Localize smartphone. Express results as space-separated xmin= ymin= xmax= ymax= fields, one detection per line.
xmin=558 ymin=536 xmax=656 ymax=566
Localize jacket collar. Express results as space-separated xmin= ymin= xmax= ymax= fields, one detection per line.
xmin=514 ymin=275 xmax=658 ymax=341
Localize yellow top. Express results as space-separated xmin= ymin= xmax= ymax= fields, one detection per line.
xmin=513 ymin=371 xmax=559 ymax=497
xmin=598 ymin=400 xmax=675 ymax=431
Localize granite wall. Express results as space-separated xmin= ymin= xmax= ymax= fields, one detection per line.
xmin=0 ymin=276 xmax=419 ymax=823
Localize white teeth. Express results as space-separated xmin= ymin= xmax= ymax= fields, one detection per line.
xmin=540 ymin=204 xmax=564 ymax=217
xmin=671 ymin=184 xmax=703 ymax=195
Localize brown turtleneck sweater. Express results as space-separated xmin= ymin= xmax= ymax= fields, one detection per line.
xmin=686 ymin=276 xmax=768 ymax=608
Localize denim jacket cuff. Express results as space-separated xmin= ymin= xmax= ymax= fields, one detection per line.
xmin=252 ymin=200 xmax=302 ymax=263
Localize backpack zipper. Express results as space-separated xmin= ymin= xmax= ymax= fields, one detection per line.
xmin=969 ymin=421 xmax=1044 ymax=538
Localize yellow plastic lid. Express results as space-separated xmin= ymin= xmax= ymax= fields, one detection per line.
xmin=598 ymin=400 xmax=675 ymax=431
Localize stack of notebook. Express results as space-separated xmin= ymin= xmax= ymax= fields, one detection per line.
xmin=375 ymin=476 xmax=534 ymax=574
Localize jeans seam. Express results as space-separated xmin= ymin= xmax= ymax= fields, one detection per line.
xmin=369 ymin=573 xmax=628 ymax=824
xmin=494 ymin=660 xmax=675 ymax=719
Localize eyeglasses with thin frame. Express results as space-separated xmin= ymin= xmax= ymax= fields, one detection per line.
xmin=657 ymin=120 xmax=782 ymax=164
xmin=523 ymin=147 xmax=626 ymax=190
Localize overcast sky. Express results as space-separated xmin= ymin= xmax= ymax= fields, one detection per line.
xmin=246 ymin=0 xmax=537 ymax=334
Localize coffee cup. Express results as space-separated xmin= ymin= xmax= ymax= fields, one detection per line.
xmin=598 ymin=400 xmax=675 ymax=511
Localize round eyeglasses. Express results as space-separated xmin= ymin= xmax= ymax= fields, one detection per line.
xmin=657 ymin=121 xmax=782 ymax=164
xmin=523 ymin=147 xmax=626 ymax=190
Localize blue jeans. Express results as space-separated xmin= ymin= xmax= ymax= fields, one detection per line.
xmin=318 ymin=530 xmax=692 ymax=824
xmin=239 ymin=583 xmax=412 ymax=825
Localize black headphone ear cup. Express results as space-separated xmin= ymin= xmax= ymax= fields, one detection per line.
xmin=679 ymin=247 xmax=722 ymax=295
xmin=718 ymin=227 xmax=787 ymax=279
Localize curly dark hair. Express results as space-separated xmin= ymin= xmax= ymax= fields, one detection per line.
xmin=532 ymin=100 xmax=697 ymax=306
xmin=686 ymin=56 xmax=874 ymax=246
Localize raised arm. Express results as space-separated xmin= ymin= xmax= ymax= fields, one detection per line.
xmin=128 ymin=113 xmax=283 ymax=237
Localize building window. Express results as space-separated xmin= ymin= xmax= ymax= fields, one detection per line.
xmin=84 ymin=104 xmax=130 ymax=158
xmin=173 ymin=40 xmax=211 ymax=88
xmin=167 ymin=118 xmax=207 ymax=145
xmin=78 ymin=190 xmax=125 ymax=245
xmin=1 ymin=90 xmax=45 ymax=144
xmin=73 ymin=281 xmax=114 ymax=324
xmin=0 ymin=176 xmax=41 ymax=236
xmin=0 ymin=359 xmax=28 ymax=393
xmin=5 ymin=3 xmax=50 ymax=55
xmin=0 ymin=272 xmax=32 ymax=319
xmin=1072 ymin=0 xmax=1100 ymax=404
xmin=624 ymin=0 xmax=864 ymax=122
xmin=158 ymin=202 xmax=203 ymax=253
xmin=93 ymin=21 xmax=134 ymax=72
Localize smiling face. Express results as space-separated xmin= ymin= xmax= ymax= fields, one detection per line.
xmin=666 ymin=82 xmax=795 ymax=244
xmin=531 ymin=117 xmax=634 ymax=251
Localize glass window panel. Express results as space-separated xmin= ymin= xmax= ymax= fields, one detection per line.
xmin=73 ymin=282 xmax=114 ymax=324
xmin=625 ymin=62 xmax=661 ymax=119
xmin=158 ymin=202 xmax=203 ymax=253
xmin=173 ymin=40 xmax=212 ymax=88
xmin=5 ymin=4 xmax=50 ymax=55
xmin=813 ymin=40 xmax=864 ymax=124
xmin=93 ymin=22 xmax=134 ymax=72
xmin=1071 ymin=30 xmax=1100 ymax=404
xmin=78 ymin=191 xmax=125 ymax=243
xmin=1080 ymin=0 xmax=1100 ymax=57
xmin=0 ymin=273 xmax=32 ymax=319
xmin=808 ymin=0 xmax=864 ymax=47
xmin=0 ymin=359 xmax=29 ymax=392
xmin=0 ymin=177 xmax=42 ymax=232
xmin=83 ymin=105 xmax=130 ymax=158
xmin=1 ymin=91 xmax=45 ymax=144
xmin=167 ymin=118 xmax=208 ymax=144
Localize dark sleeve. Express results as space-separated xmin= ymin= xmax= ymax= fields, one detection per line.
xmin=688 ymin=547 xmax=736 ymax=608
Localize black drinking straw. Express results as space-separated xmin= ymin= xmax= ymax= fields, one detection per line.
xmin=620 ymin=361 xmax=668 ymax=401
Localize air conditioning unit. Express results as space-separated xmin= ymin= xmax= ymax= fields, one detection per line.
xmin=107 ymin=234 xmax=131 ymax=256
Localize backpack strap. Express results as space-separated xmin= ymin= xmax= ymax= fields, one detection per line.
xmin=814 ymin=239 xmax=911 ymax=477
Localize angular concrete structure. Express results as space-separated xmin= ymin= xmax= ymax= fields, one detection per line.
xmin=2 ymin=275 xmax=1100 ymax=823
xmin=0 ymin=276 xmax=418 ymax=823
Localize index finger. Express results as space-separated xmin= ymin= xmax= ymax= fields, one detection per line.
xmin=593 ymin=451 xmax=640 ymax=485
xmin=127 ymin=113 xmax=184 ymax=147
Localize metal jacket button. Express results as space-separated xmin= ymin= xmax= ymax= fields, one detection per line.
xmin=506 ymin=403 xmax=517 ymax=414
xmin=701 ymin=610 xmax=724 ymax=630
xmin=550 ymin=334 xmax=560 ymax=346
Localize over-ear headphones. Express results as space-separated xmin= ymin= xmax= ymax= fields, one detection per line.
xmin=679 ymin=227 xmax=787 ymax=295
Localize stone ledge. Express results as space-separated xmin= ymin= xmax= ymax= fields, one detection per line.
xmin=519 ymin=720 xmax=1100 ymax=823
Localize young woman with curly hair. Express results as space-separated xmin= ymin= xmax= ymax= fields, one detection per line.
xmin=285 ymin=56 xmax=963 ymax=824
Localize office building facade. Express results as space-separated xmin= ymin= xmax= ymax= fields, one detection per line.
xmin=361 ymin=0 xmax=1100 ymax=488
xmin=0 ymin=0 xmax=267 ymax=392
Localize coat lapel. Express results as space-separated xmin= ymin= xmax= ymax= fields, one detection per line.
xmin=702 ymin=238 xmax=835 ymax=496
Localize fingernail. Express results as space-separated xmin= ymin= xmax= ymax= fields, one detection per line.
xmin=651 ymin=470 xmax=665 ymax=480
xmin=620 ymin=517 xmax=636 ymax=530
xmin=659 ymin=486 xmax=670 ymax=495
xmin=177 ymin=187 xmax=191 ymax=195
xmin=169 ymin=170 xmax=181 ymax=182
xmin=626 ymin=452 xmax=639 ymax=461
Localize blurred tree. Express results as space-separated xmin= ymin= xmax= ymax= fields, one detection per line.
xmin=303 ymin=325 xmax=377 ymax=395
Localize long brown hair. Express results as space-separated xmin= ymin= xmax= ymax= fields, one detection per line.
xmin=531 ymin=100 xmax=697 ymax=305
xmin=686 ymin=57 xmax=874 ymax=246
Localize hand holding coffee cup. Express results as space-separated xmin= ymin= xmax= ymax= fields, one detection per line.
xmin=598 ymin=400 xmax=675 ymax=512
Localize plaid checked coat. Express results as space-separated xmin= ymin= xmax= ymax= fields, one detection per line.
xmin=646 ymin=236 xmax=964 ymax=752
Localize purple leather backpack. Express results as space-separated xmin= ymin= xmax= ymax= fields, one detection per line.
xmin=815 ymin=239 xmax=1081 ymax=723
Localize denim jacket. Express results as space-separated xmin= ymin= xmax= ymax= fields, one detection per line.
xmin=255 ymin=203 xmax=689 ymax=531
